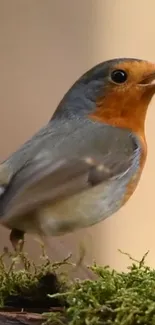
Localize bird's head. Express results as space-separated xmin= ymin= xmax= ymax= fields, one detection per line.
xmin=52 ymin=58 xmax=155 ymax=134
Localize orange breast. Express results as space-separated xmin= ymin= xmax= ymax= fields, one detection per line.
xmin=89 ymin=91 xmax=148 ymax=205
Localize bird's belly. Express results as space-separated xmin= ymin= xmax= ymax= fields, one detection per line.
xmin=37 ymin=176 xmax=128 ymax=236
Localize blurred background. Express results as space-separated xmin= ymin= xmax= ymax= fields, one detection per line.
xmin=0 ymin=0 xmax=155 ymax=272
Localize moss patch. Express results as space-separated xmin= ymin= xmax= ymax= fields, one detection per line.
xmin=0 ymin=245 xmax=70 ymax=310
xmin=0 ymin=247 xmax=155 ymax=325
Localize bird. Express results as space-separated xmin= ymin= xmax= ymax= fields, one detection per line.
xmin=0 ymin=57 xmax=154 ymax=251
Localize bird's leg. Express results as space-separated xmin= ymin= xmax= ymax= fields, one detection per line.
xmin=33 ymin=233 xmax=50 ymax=255
xmin=10 ymin=229 xmax=25 ymax=252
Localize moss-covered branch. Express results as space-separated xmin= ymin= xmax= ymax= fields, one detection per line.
xmin=0 ymin=246 xmax=155 ymax=325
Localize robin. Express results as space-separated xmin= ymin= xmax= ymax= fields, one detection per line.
xmin=0 ymin=57 xmax=154 ymax=250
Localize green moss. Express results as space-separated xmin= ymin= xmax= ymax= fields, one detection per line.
xmin=0 ymin=244 xmax=71 ymax=309
xmin=44 ymin=251 xmax=155 ymax=325
xmin=0 ymin=247 xmax=155 ymax=325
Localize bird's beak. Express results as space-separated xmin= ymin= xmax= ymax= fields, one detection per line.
xmin=138 ymin=71 xmax=155 ymax=88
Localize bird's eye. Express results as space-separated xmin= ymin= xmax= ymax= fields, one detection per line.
xmin=111 ymin=69 xmax=128 ymax=84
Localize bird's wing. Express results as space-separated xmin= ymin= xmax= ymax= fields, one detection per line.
xmin=0 ymin=149 xmax=134 ymax=222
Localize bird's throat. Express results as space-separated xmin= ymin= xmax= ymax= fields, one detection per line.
xmin=89 ymin=89 xmax=151 ymax=141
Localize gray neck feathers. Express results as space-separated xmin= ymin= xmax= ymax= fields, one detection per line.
xmin=51 ymin=79 xmax=105 ymax=120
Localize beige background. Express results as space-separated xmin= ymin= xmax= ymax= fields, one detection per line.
xmin=0 ymin=0 xmax=155 ymax=272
